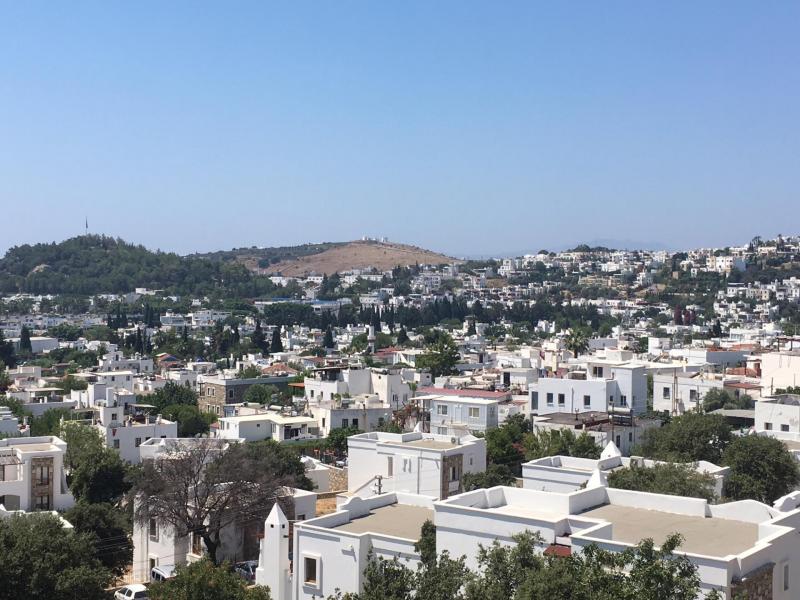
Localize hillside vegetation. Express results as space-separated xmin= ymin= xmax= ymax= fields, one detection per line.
xmin=0 ymin=235 xmax=278 ymax=296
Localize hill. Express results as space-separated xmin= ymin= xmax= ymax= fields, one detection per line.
xmin=0 ymin=235 xmax=277 ymax=297
xmin=249 ymin=240 xmax=459 ymax=276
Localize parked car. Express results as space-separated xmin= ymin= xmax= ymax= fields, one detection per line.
xmin=150 ymin=564 xmax=176 ymax=582
xmin=234 ymin=560 xmax=258 ymax=582
xmin=115 ymin=584 xmax=149 ymax=600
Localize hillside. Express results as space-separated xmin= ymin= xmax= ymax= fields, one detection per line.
xmin=0 ymin=235 xmax=276 ymax=296
xmin=252 ymin=240 xmax=459 ymax=276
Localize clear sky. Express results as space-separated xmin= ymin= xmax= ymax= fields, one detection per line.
xmin=1 ymin=2 xmax=798 ymax=257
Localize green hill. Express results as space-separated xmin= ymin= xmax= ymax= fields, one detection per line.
xmin=0 ymin=235 xmax=277 ymax=296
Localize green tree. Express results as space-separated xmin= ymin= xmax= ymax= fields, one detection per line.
xmin=326 ymin=426 xmax=363 ymax=455
xmin=416 ymin=334 xmax=460 ymax=378
xmin=69 ymin=442 xmax=132 ymax=503
xmin=148 ymin=559 xmax=272 ymax=600
xmin=723 ymin=435 xmax=800 ymax=503
xmin=238 ymin=364 xmax=263 ymax=379
xmin=396 ymin=327 xmax=409 ymax=345
xmin=522 ymin=428 xmax=601 ymax=461
xmin=462 ymin=464 xmax=517 ymax=491
xmin=701 ymin=389 xmax=754 ymax=413
xmin=635 ymin=412 xmax=732 ymax=464
xmin=244 ymin=383 xmax=279 ymax=405
xmin=162 ymin=404 xmax=217 ymax=437
xmin=19 ymin=325 xmax=32 ymax=353
xmin=270 ymin=327 xmax=284 ymax=353
xmin=63 ymin=501 xmax=131 ymax=575
xmin=251 ymin=319 xmax=268 ymax=354
xmin=323 ymin=327 xmax=335 ymax=349
xmin=0 ymin=512 xmax=112 ymax=600
xmin=607 ymin=462 xmax=716 ymax=502
xmin=29 ymin=408 xmax=73 ymax=436
xmin=564 ymin=328 xmax=589 ymax=357
xmin=145 ymin=381 xmax=199 ymax=412
xmin=0 ymin=330 xmax=17 ymax=367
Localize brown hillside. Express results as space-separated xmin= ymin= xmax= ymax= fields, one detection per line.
xmin=256 ymin=241 xmax=459 ymax=276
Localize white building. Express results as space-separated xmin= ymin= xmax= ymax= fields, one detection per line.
xmin=761 ymin=351 xmax=800 ymax=395
xmin=435 ymin=481 xmax=800 ymax=599
xmin=215 ymin=412 xmax=318 ymax=443
xmin=92 ymin=403 xmax=178 ymax=464
xmin=423 ymin=389 xmax=506 ymax=436
xmin=347 ymin=430 xmax=486 ymax=500
xmin=287 ymin=493 xmax=434 ymax=600
xmin=0 ymin=436 xmax=75 ymax=512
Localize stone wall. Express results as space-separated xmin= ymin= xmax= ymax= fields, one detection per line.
xmin=731 ymin=563 xmax=774 ymax=600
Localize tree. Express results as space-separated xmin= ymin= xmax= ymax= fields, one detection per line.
xmin=238 ymin=364 xmax=262 ymax=379
xmin=0 ymin=330 xmax=17 ymax=368
xmin=396 ymin=327 xmax=409 ymax=346
xmin=523 ymin=428 xmax=601 ymax=461
xmin=326 ymin=426 xmax=363 ymax=455
xmin=148 ymin=559 xmax=272 ymax=600
xmin=64 ymin=501 xmax=131 ymax=575
xmin=323 ymin=327 xmax=335 ymax=349
xmin=701 ymin=389 xmax=754 ymax=413
xmin=723 ymin=435 xmax=800 ymax=503
xmin=416 ymin=334 xmax=460 ymax=378
xmin=134 ymin=439 xmax=310 ymax=564
xmin=19 ymin=325 xmax=32 ymax=353
xmin=564 ymin=328 xmax=589 ymax=357
xmin=162 ymin=404 xmax=217 ymax=437
xmin=251 ymin=319 xmax=268 ymax=354
xmin=270 ymin=327 xmax=284 ymax=353
xmin=70 ymin=444 xmax=132 ymax=503
xmin=60 ymin=421 xmax=106 ymax=471
xmin=462 ymin=464 xmax=517 ymax=491
xmin=607 ymin=463 xmax=716 ymax=502
xmin=0 ymin=512 xmax=112 ymax=600
xmin=145 ymin=381 xmax=199 ymax=412
xmin=635 ymin=412 xmax=732 ymax=464
xmin=243 ymin=384 xmax=279 ymax=405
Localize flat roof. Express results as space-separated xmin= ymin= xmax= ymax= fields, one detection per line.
xmin=580 ymin=504 xmax=759 ymax=557
xmin=333 ymin=504 xmax=433 ymax=540
xmin=401 ymin=439 xmax=459 ymax=450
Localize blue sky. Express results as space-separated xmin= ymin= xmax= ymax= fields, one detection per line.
xmin=1 ymin=2 xmax=798 ymax=257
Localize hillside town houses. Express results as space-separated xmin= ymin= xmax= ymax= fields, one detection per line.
xmin=3 ymin=233 xmax=800 ymax=597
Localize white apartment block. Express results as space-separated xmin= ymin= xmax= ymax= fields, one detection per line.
xmin=531 ymin=361 xmax=647 ymax=417
xmin=304 ymin=366 xmax=413 ymax=411
xmin=93 ymin=403 xmax=177 ymax=464
xmin=347 ymin=431 xmax=486 ymax=500
xmin=0 ymin=436 xmax=75 ymax=512
xmin=761 ymin=351 xmax=800 ymax=395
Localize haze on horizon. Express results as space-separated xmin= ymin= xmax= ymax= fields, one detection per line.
xmin=1 ymin=2 xmax=798 ymax=257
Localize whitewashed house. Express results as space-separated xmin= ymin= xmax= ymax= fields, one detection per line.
xmin=0 ymin=436 xmax=75 ymax=512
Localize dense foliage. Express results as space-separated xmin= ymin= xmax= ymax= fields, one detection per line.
xmin=607 ymin=463 xmax=716 ymax=502
xmin=148 ymin=559 xmax=272 ymax=600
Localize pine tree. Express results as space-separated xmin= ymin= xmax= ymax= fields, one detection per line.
xmin=251 ymin=319 xmax=267 ymax=353
xmin=19 ymin=326 xmax=32 ymax=353
xmin=323 ymin=327 xmax=334 ymax=349
xmin=270 ymin=327 xmax=284 ymax=353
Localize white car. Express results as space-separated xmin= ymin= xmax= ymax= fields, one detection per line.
xmin=115 ymin=584 xmax=149 ymax=600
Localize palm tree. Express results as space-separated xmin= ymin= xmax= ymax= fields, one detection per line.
xmin=565 ymin=329 xmax=589 ymax=358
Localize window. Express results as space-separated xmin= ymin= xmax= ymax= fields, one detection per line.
xmin=149 ymin=518 xmax=158 ymax=541
xmin=297 ymin=513 xmax=306 ymax=520
xmin=689 ymin=389 xmax=698 ymax=402
xmin=619 ymin=395 xmax=627 ymax=406
xmin=192 ymin=532 xmax=203 ymax=555
xmin=450 ymin=466 xmax=458 ymax=481
xmin=532 ymin=392 xmax=538 ymax=410
xmin=583 ymin=395 xmax=591 ymax=408
xmin=663 ymin=387 xmax=670 ymax=399
xmin=782 ymin=424 xmax=790 ymax=432
xmin=437 ymin=427 xmax=448 ymax=435
xmin=135 ymin=437 xmax=142 ymax=448
xmin=228 ymin=390 xmax=234 ymax=399
xmin=628 ymin=432 xmax=633 ymax=442
xmin=341 ymin=419 xmax=348 ymax=428
xmin=765 ymin=422 xmax=773 ymax=430
xmin=784 ymin=563 xmax=790 ymax=591
xmin=304 ymin=556 xmax=318 ymax=585
xmin=35 ymin=494 xmax=50 ymax=510
xmin=558 ymin=393 xmax=565 ymax=406
xmin=113 ymin=439 xmax=120 ymax=449
xmin=437 ymin=405 xmax=448 ymax=415
xmin=592 ymin=366 xmax=604 ymax=378
xmin=351 ymin=418 xmax=358 ymax=429
xmin=387 ymin=456 xmax=393 ymax=477
xmin=36 ymin=465 xmax=50 ymax=485
xmin=468 ymin=407 xmax=480 ymax=419
xmin=111 ymin=413 xmax=118 ymax=421
xmin=546 ymin=393 xmax=554 ymax=406
xmin=615 ymin=435 xmax=621 ymax=447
